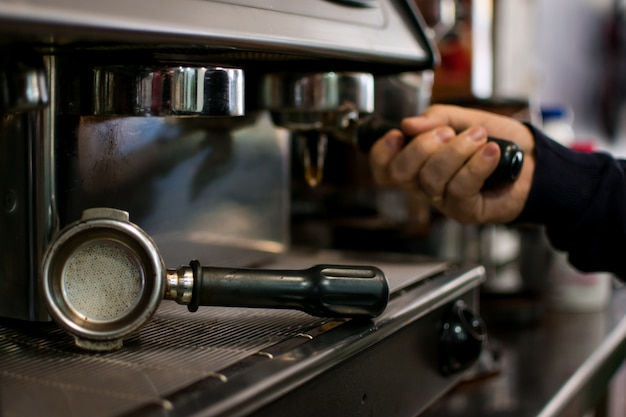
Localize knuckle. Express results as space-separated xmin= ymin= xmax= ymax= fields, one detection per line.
xmin=417 ymin=170 xmax=438 ymax=195
xmin=369 ymin=152 xmax=386 ymax=170
xmin=428 ymin=104 xmax=447 ymax=114
xmin=465 ymin=161 xmax=485 ymax=178
xmin=389 ymin=162 xmax=410 ymax=183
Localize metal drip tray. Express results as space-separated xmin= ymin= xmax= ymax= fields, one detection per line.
xmin=0 ymin=305 xmax=326 ymax=417
xmin=0 ymin=253 xmax=483 ymax=417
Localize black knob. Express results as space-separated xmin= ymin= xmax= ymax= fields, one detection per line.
xmin=482 ymin=138 xmax=524 ymax=189
xmin=438 ymin=300 xmax=486 ymax=376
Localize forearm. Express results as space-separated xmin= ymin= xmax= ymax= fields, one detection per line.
xmin=515 ymin=124 xmax=626 ymax=279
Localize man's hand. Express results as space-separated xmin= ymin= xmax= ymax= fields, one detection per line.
xmin=369 ymin=104 xmax=536 ymax=224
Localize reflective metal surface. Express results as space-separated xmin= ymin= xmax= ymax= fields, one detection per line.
xmin=0 ymin=0 xmax=437 ymax=71
xmin=0 ymin=101 xmax=290 ymax=321
xmin=93 ymin=66 xmax=244 ymax=116
xmin=60 ymin=112 xmax=289 ymax=266
xmin=0 ymin=55 xmax=53 ymax=321
xmin=0 ymin=50 xmax=49 ymax=112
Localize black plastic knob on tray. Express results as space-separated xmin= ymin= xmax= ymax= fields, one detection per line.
xmin=438 ymin=300 xmax=486 ymax=376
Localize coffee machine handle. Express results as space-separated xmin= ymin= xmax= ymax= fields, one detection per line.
xmin=185 ymin=261 xmax=389 ymax=318
xmin=356 ymin=117 xmax=524 ymax=189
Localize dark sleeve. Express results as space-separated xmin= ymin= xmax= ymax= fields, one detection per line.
xmin=515 ymin=124 xmax=626 ymax=280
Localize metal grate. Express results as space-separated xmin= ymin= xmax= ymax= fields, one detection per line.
xmin=0 ymin=304 xmax=326 ymax=417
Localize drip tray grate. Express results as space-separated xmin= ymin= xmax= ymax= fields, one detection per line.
xmin=0 ymin=305 xmax=326 ymax=417
xmin=0 ymin=254 xmax=448 ymax=417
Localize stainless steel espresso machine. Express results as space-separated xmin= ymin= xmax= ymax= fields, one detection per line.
xmin=0 ymin=1 xmax=487 ymax=416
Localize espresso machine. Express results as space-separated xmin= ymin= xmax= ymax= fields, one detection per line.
xmin=0 ymin=1 xmax=489 ymax=416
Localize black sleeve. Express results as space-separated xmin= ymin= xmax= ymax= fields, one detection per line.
xmin=515 ymin=124 xmax=626 ymax=280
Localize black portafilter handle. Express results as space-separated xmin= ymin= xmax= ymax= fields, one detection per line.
xmin=187 ymin=261 xmax=389 ymax=318
xmin=356 ymin=117 xmax=524 ymax=189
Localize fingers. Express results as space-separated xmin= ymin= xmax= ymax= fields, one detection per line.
xmin=369 ymin=123 xmax=507 ymax=223
xmin=413 ymin=126 xmax=491 ymax=201
xmin=385 ymin=125 xmax=496 ymax=199
xmin=441 ymin=142 xmax=501 ymax=223
xmin=369 ymin=129 xmax=406 ymax=185
xmin=400 ymin=104 xmax=484 ymax=136
xmin=388 ymin=126 xmax=455 ymax=184
xmin=446 ymin=141 xmax=501 ymax=200
xmin=401 ymin=104 xmax=535 ymax=153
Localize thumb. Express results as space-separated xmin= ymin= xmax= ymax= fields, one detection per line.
xmin=369 ymin=130 xmax=406 ymax=185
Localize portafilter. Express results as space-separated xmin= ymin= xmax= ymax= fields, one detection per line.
xmin=42 ymin=208 xmax=389 ymax=351
xmin=261 ymin=72 xmax=524 ymax=189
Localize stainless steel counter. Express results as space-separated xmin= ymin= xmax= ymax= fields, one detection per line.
xmin=422 ymin=283 xmax=626 ymax=417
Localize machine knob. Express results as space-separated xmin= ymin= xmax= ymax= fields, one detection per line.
xmin=438 ymin=300 xmax=486 ymax=376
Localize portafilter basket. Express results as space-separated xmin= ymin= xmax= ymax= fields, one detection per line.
xmin=42 ymin=208 xmax=389 ymax=351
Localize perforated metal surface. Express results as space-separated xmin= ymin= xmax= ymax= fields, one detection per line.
xmin=0 ymin=303 xmax=327 ymax=417
xmin=62 ymin=240 xmax=144 ymax=321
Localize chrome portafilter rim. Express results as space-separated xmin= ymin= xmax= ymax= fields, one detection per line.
xmin=261 ymin=71 xmax=375 ymax=112
xmin=260 ymin=71 xmax=375 ymax=130
xmin=42 ymin=208 xmax=165 ymax=351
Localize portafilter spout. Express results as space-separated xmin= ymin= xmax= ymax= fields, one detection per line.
xmin=42 ymin=208 xmax=389 ymax=351
xmin=261 ymin=72 xmax=374 ymax=187
xmin=261 ymin=72 xmax=524 ymax=189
